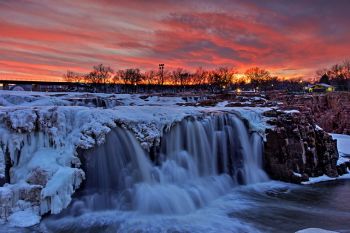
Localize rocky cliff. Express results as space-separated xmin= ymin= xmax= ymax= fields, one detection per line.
xmin=267 ymin=92 xmax=350 ymax=134
xmin=263 ymin=109 xmax=347 ymax=183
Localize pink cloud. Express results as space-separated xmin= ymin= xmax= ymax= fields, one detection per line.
xmin=1 ymin=0 xmax=350 ymax=81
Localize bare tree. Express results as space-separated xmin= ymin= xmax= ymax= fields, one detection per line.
xmin=85 ymin=73 xmax=98 ymax=84
xmin=208 ymin=67 xmax=234 ymax=87
xmin=206 ymin=67 xmax=233 ymax=92
xmin=244 ymin=67 xmax=272 ymax=89
xmin=342 ymin=60 xmax=350 ymax=78
xmin=85 ymin=64 xmax=114 ymax=84
xmin=63 ymin=70 xmax=81 ymax=83
xmin=115 ymin=70 xmax=126 ymax=84
xmin=171 ymin=68 xmax=192 ymax=86
xmin=193 ymin=67 xmax=208 ymax=85
xmin=219 ymin=67 xmax=235 ymax=86
xmin=128 ymin=69 xmax=143 ymax=85
xmin=315 ymin=60 xmax=350 ymax=90
xmin=118 ymin=69 xmax=143 ymax=85
xmin=331 ymin=64 xmax=342 ymax=78
xmin=144 ymin=70 xmax=157 ymax=85
xmin=156 ymin=70 xmax=170 ymax=85
xmin=112 ymin=71 xmax=120 ymax=84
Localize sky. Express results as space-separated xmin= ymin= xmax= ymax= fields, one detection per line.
xmin=1 ymin=0 xmax=350 ymax=81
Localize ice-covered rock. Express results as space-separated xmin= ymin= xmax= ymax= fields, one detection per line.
xmin=0 ymin=90 xmax=272 ymax=226
xmin=8 ymin=209 xmax=40 ymax=227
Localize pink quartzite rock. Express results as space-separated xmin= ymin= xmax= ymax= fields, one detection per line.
xmin=263 ymin=109 xmax=339 ymax=184
xmin=267 ymin=92 xmax=350 ymax=135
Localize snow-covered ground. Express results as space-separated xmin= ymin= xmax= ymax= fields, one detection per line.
xmin=0 ymin=90 xmax=272 ymax=227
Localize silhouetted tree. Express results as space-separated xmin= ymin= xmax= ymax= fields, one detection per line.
xmin=244 ymin=67 xmax=272 ymax=90
xmin=343 ymin=60 xmax=350 ymax=77
xmin=319 ymin=73 xmax=330 ymax=84
xmin=171 ymin=68 xmax=191 ymax=85
xmin=207 ymin=67 xmax=234 ymax=92
xmin=157 ymin=70 xmax=170 ymax=85
xmin=317 ymin=60 xmax=350 ymax=91
xmin=118 ymin=68 xmax=143 ymax=85
xmin=193 ymin=67 xmax=208 ymax=85
xmin=85 ymin=64 xmax=114 ymax=85
xmin=115 ymin=70 xmax=126 ymax=84
xmin=332 ymin=64 xmax=347 ymax=89
xmin=63 ymin=70 xmax=81 ymax=83
xmin=144 ymin=70 xmax=157 ymax=85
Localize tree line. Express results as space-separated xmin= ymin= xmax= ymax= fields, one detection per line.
xmin=64 ymin=64 xmax=282 ymax=90
xmin=316 ymin=60 xmax=350 ymax=91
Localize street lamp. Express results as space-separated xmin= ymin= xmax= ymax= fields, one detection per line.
xmin=159 ymin=64 xmax=164 ymax=85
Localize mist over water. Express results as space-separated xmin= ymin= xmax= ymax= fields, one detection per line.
xmin=71 ymin=114 xmax=268 ymax=216
xmin=38 ymin=114 xmax=350 ymax=233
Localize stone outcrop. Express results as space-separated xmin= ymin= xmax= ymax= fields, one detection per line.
xmin=267 ymin=91 xmax=350 ymax=134
xmin=263 ymin=109 xmax=340 ymax=183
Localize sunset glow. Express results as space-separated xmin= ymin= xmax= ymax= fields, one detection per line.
xmin=1 ymin=0 xmax=350 ymax=81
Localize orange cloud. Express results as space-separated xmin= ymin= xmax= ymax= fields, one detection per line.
xmin=1 ymin=0 xmax=350 ymax=81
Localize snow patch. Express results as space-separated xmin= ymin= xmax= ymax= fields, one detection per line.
xmin=331 ymin=133 xmax=350 ymax=166
xmin=8 ymin=209 xmax=40 ymax=227
xmin=215 ymin=101 xmax=228 ymax=107
xmin=315 ymin=125 xmax=323 ymax=131
xmin=301 ymin=175 xmax=336 ymax=184
xmin=302 ymin=172 xmax=350 ymax=185
xmin=293 ymin=172 xmax=302 ymax=178
xmin=283 ymin=110 xmax=300 ymax=114
xmin=331 ymin=133 xmax=350 ymax=156
xmin=295 ymin=228 xmax=339 ymax=233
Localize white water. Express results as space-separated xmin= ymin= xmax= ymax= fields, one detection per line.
xmin=43 ymin=114 xmax=269 ymax=232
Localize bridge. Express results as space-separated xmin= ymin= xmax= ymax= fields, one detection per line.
xmin=0 ymin=79 xmax=77 ymax=91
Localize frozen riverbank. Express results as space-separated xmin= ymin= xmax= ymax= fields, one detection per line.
xmin=0 ymin=91 xmax=270 ymax=227
xmin=0 ymin=90 xmax=348 ymax=231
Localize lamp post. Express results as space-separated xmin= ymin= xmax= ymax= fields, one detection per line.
xmin=159 ymin=64 xmax=164 ymax=85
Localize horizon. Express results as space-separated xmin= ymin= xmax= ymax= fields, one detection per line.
xmin=1 ymin=0 xmax=350 ymax=82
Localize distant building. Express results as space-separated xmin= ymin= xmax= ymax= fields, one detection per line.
xmin=305 ymin=83 xmax=335 ymax=93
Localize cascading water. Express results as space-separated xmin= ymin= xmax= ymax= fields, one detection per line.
xmin=65 ymin=113 xmax=268 ymax=218
xmin=39 ymin=113 xmax=350 ymax=233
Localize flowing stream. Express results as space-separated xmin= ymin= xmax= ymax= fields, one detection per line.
xmin=36 ymin=114 xmax=350 ymax=233
xmin=71 ymin=114 xmax=268 ymax=216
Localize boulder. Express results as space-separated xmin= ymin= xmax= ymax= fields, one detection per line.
xmin=264 ymin=111 xmax=339 ymax=183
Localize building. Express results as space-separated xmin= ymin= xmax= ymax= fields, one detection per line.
xmin=305 ymin=83 xmax=335 ymax=93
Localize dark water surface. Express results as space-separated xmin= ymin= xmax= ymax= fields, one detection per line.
xmin=29 ymin=180 xmax=350 ymax=233
xmin=1 ymin=180 xmax=349 ymax=233
xmin=231 ymin=180 xmax=350 ymax=233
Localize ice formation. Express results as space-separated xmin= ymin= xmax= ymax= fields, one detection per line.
xmin=0 ymin=91 xmax=271 ymax=226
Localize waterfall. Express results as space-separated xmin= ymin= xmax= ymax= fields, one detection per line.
xmin=69 ymin=113 xmax=268 ymax=216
